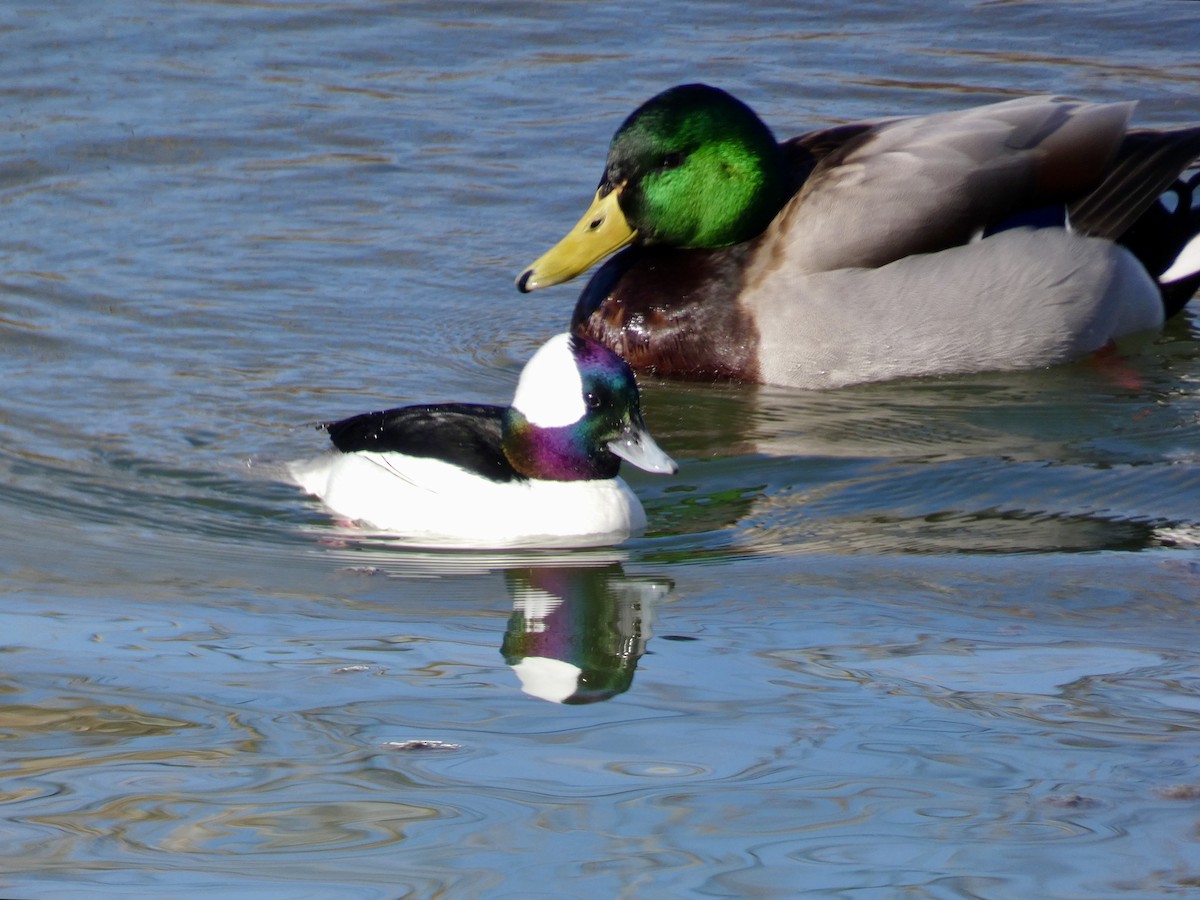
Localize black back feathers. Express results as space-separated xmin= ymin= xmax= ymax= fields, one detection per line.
xmin=322 ymin=403 xmax=524 ymax=483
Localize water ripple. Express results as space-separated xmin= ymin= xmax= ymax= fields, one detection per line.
xmin=4 ymin=1 xmax=1200 ymax=896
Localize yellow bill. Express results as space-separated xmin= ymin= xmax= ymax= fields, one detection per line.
xmin=517 ymin=186 xmax=637 ymax=292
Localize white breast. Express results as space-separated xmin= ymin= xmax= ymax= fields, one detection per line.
xmin=288 ymin=451 xmax=647 ymax=549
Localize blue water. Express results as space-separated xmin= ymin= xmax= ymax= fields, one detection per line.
xmin=3 ymin=1 xmax=1200 ymax=896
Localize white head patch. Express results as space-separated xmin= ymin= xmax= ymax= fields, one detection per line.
xmin=511 ymin=656 xmax=583 ymax=704
xmin=511 ymin=333 xmax=586 ymax=427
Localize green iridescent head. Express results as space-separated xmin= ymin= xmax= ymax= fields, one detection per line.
xmin=605 ymin=83 xmax=787 ymax=247
xmin=518 ymin=84 xmax=788 ymax=292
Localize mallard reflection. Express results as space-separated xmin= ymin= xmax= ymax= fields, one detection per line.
xmin=636 ymin=371 xmax=1200 ymax=555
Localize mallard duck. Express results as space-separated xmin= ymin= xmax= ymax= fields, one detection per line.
xmin=517 ymin=85 xmax=1200 ymax=389
xmin=288 ymin=333 xmax=677 ymax=549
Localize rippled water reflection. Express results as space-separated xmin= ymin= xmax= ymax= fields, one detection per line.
xmin=4 ymin=0 xmax=1200 ymax=896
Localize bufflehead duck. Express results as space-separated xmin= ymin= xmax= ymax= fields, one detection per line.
xmin=288 ymin=333 xmax=677 ymax=548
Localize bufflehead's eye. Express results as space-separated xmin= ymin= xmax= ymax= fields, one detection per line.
xmin=585 ymin=391 xmax=602 ymax=410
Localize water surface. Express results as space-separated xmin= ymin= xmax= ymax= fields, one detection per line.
xmin=3 ymin=1 xmax=1200 ymax=896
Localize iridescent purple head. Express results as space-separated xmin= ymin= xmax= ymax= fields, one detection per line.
xmin=503 ymin=333 xmax=677 ymax=482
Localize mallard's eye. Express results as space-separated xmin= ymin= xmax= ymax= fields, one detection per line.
xmin=659 ymin=151 xmax=684 ymax=171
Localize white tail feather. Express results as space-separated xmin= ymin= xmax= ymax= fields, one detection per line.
xmin=1160 ymin=232 xmax=1200 ymax=284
